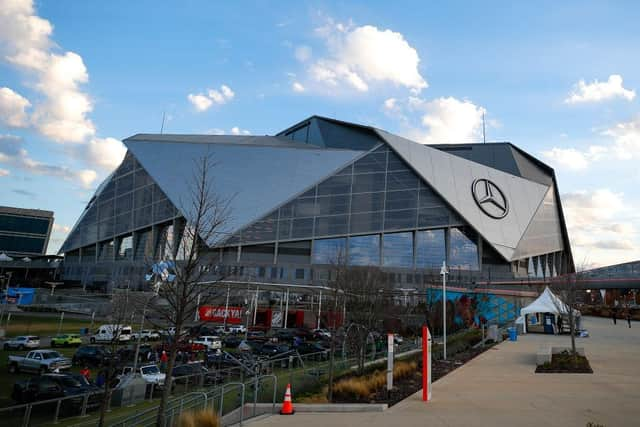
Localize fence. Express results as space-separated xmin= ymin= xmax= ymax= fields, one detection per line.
xmin=0 ymin=340 xmax=422 ymax=427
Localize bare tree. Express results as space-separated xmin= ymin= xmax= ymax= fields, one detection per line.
xmin=550 ymin=272 xmax=582 ymax=366
xmin=145 ymin=155 xmax=231 ymax=427
xmin=97 ymin=290 xmax=139 ymax=427
xmin=341 ymin=267 xmax=393 ymax=374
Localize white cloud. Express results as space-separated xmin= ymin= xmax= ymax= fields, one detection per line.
xmin=541 ymin=146 xmax=607 ymax=171
xmin=0 ymin=87 xmax=31 ymax=127
xmin=0 ymin=0 xmax=120 ymax=177
xmin=602 ymin=116 xmax=640 ymax=159
xmin=0 ymin=2 xmax=95 ymax=143
xmin=292 ymin=81 xmax=305 ymax=93
xmin=206 ymin=127 xmax=251 ymax=136
xmin=188 ymin=84 xmax=235 ymax=112
xmin=52 ymin=223 xmax=71 ymax=233
xmin=0 ymin=134 xmax=97 ymax=188
xmin=562 ymin=189 xmax=640 ymax=266
xmin=565 ymin=74 xmax=636 ymax=104
xmin=295 ymin=45 xmax=312 ymax=62
xmin=84 ymin=137 xmax=126 ymax=171
xmin=230 ymin=126 xmax=251 ymax=135
xmin=383 ymin=97 xmax=397 ymax=111
xmin=0 ymin=168 xmax=9 ymax=177
xmin=307 ymin=20 xmax=427 ymax=94
xmin=413 ymin=97 xmax=485 ymax=144
xmin=187 ymin=93 xmax=213 ymax=112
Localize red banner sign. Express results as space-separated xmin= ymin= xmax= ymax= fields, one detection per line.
xmin=198 ymin=306 xmax=244 ymax=324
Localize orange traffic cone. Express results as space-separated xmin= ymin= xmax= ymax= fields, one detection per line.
xmin=280 ymin=383 xmax=295 ymax=415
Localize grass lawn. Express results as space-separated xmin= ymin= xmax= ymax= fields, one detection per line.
xmin=2 ymin=314 xmax=93 ymax=338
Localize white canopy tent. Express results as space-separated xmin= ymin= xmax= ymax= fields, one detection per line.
xmin=520 ymin=287 xmax=579 ymax=333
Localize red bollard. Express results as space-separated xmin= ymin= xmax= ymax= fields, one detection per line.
xmin=422 ymin=326 xmax=431 ymax=402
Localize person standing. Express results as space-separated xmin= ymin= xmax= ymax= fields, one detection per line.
xmin=627 ymin=310 xmax=632 ymax=328
xmin=80 ymin=366 xmax=91 ymax=381
xmin=160 ymin=350 xmax=168 ymax=372
xmin=612 ymin=308 xmax=617 ymax=325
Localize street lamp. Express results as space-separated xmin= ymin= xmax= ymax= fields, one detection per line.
xmin=440 ymin=261 xmax=449 ymax=360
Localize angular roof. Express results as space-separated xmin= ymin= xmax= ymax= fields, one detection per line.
xmin=124 ymin=134 xmax=366 ymax=245
xmin=375 ymin=129 xmax=561 ymax=261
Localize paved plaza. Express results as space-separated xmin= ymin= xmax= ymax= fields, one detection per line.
xmin=253 ymin=316 xmax=640 ymax=427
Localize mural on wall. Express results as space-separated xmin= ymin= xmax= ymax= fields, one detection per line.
xmin=426 ymin=289 xmax=519 ymax=333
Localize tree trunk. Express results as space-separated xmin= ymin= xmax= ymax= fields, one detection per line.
xmin=569 ymin=311 xmax=577 ymax=367
xmin=156 ymin=319 xmax=182 ymax=427
xmin=327 ymin=295 xmax=338 ymax=402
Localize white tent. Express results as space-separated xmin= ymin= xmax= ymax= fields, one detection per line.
xmin=520 ymin=287 xmax=579 ymax=333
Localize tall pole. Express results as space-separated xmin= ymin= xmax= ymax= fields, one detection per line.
xmin=223 ymin=284 xmax=230 ymax=331
xmin=194 ymin=293 xmax=201 ymax=322
xmin=252 ymin=287 xmax=259 ymax=326
xmin=57 ymin=311 xmax=65 ymax=335
xmin=317 ymin=290 xmax=323 ymax=330
xmin=132 ymin=308 xmax=146 ymax=374
xmin=440 ymin=261 xmax=448 ymax=360
xmin=283 ymin=289 xmax=290 ymax=329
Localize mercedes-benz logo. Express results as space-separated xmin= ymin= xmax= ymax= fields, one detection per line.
xmin=471 ymin=179 xmax=509 ymax=219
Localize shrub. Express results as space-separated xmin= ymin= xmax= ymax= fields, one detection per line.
xmin=332 ymin=378 xmax=372 ymax=401
xmin=332 ymin=360 xmax=418 ymax=401
xmin=178 ymin=410 xmax=219 ymax=427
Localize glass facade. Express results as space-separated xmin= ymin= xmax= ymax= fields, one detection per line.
xmin=382 ymin=232 xmax=413 ymax=267
xmin=61 ymin=152 xmax=179 ymax=253
xmin=312 ymin=238 xmax=347 ymax=264
xmin=416 ymin=229 xmax=446 ymax=269
xmin=449 ymin=228 xmax=479 ymax=270
xmin=349 ymin=234 xmax=380 ymax=266
xmin=0 ymin=235 xmax=46 ymax=254
xmin=234 ymin=145 xmax=459 ymax=245
xmin=0 ymin=214 xmax=50 ymax=235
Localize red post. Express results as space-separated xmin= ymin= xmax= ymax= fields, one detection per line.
xmin=422 ymin=325 xmax=428 ymax=401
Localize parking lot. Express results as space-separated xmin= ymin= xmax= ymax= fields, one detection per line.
xmin=0 ymin=314 xmax=406 ymax=426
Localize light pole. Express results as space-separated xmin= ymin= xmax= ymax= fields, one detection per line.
xmin=440 ymin=261 xmax=449 ymax=360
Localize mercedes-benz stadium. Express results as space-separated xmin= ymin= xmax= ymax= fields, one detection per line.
xmin=60 ymin=116 xmax=574 ymax=291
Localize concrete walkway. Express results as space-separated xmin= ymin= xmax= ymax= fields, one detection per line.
xmin=252 ymin=316 xmax=640 ymax=427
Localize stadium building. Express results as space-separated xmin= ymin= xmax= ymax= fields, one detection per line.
xmin=60 ymin=116 xmax=574 ymax=291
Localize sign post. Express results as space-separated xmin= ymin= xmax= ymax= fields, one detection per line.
xmin=387 ymin=333 xmax=394 ymax=394
xmin=422 ymin=326 xmax=432 ymax=402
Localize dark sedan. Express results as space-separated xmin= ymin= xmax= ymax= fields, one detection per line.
xmin=12 ymin=374 xmax=103 ymax=414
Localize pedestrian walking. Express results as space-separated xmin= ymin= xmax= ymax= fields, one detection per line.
xmin=160 ymin=350 xmax=168 ymax=372
xmin=612 ymin=308 xmax=617 ymax=325
xmin=627 ymin=311 xmax=632 ymax=328
xmin=80 ymin=366 xmax=91 ymax=381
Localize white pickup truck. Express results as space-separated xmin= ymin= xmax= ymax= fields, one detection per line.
xmin=8 ymin=350 xmax=72 ymax=374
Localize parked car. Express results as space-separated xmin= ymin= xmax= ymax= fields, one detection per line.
xmin=247 ymin=331 xmax=266 ymax=340
xmin=121 ymin=364 xmax=165 ymax=386
xmin=192 ymin=336 xmax=222 ymax=350
xmin=172 ymin=362 xmax=220 ymax=385
xmin=295 ymin=342 xmax=328 ymax=359
xmin=227 ymin=325 xmax=247 ymax=334
xmin=51 ymin=334 xmax=82 ymax=347
xmin=72 ymin=345 xmax=114 ymax=367
xmin=90 ymin=324 xmax=132 ymax=344
xmin=393 ymin=334 xmax=404 ymax=345
xmin=3 ymin=336 xmax=40 ymax=350
xmin=8 ymin=350 xmax=71 ymax=374
xmin=258 ymin=343 xmax=291 ymax=357
xmin=117 ymin=344 xmax=153 ymax=363
xmin=11 ymin=373 xmax=103 ymax=412
xmin=312 ymin=329 xmax=332 ymax=340
xmin=223 ymin=335 xmax=243 ymax=348
xmin=131 ymin=330 xmax=160 ymax=341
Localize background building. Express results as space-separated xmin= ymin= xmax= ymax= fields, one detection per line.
xmin=0 ymin=206 xmax=54 ymax=257
xmin=60 ymin=116 xmax=574 ymax=291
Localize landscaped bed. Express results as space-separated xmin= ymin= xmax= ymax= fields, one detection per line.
xmin=300 ymin=328 xmax=494 ymax=406
xmin=535 ymin=351 xmax=593 ymax=374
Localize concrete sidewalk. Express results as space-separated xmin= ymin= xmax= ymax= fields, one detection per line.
xmin=252 ymin=316 xmax=640 ymax=427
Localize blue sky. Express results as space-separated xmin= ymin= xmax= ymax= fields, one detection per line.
xmin=1 ymin=0 xmax=639 ymax=267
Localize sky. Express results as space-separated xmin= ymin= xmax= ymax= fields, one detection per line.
xmin=0 ymin=0 xmax=639 ymax=268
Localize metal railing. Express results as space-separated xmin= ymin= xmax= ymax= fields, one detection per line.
xmin=1 ymin=342 xmax=422 ymax=427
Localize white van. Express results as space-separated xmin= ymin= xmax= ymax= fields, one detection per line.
xmin=90 ymin=324 xmax=133 ymax=343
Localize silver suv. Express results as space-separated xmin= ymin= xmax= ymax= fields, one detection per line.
xmin=3 ymin=336 xmax=40 ymax=351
